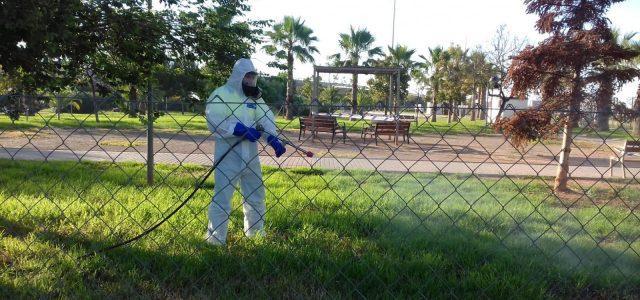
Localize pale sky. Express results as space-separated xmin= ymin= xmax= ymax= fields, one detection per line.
xmin=245 ymin=0 xmax=640 ymax=103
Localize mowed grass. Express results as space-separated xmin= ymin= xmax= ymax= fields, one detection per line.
xmin=1 ymin=159 xmax=639 ymax=298
xmin=2 ymin=110 xmax=637 ymax=140
xmin=0 ymin=110 xmax=212 ymax=135
xmin=1 ymin=110 xmax=496 ymax=136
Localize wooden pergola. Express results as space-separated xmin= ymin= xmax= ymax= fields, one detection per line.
xmin=312 ymin=66 xmax=403 ymax=114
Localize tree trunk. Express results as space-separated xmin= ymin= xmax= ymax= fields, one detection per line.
xmin=351 ymin=74 xmax=358 ymax=115
xmin=470 ymin=85 xmax=477 ymax=121
xmin=285 ymin=52 xmax=295 ymax=120
xmin=56 ymin=96 xmax=61 ymax=120
xmin=480 ymin=85 xmax=487 ymax=120
xmin=23 ymin=95 xmax=28 ymax=121
xmin=129 ymin=85 xmax=138 ymax=117
xmin=139 ymin=87 xmax=147 ymax=114
xmin=90 ymin=76 xmax=100 ymax=123
xmin=454 ymin=100 xmax=459 ymax=121
xmin=447 ymin=100 xmax=453 ymax=123
xmin=554 ymin=70 xmax=582 ymax=192
xmin=633 ymin=83 xmax=640 ymax=137
xmin=495 ymin=97 xmax=507 ymax=124
xmin=595 ymin=78 xmax=612 ymax=132
xmin=430 ymin=83 xmax=438 ymax=122
xmin=164 ymin=96 xmax=168 ymax=113
xmin=555 ymin=114 xmax=578 ymax=192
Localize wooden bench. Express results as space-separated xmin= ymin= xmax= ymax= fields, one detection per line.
xmin=299 ymin=115 xmax=347 ymax=143
xmin=361 ymin=121 xmax=411 ymax=145
xmin=609 ymin=140 xmax=640 ymax=178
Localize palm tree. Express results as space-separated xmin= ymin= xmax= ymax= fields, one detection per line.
xmin=632 ymin=46 xmax=640 ymax=136
xmin=418 ymin=46 xmax=449 ymax=122
xmin=619 ymin=33 xmax=640 ymax=135
xmin=263 ymin=16 xmax=319 ymax=119
xmin=441 ymin=46 xmax=471 ymax=123
xmin=388 ymin=45 xmax=417 ymax=68
xmin=329 ymin=26 xmax=382 ymax=114
xmin=467 ymin=50 xmax=493 ymax=121
xmin=319 ymin=85 xmax=341 ymax=105
xmin=387 ymin=45 xmax=419 ymax=111
xmin=592 ymin=30 xmax=639 ymax=131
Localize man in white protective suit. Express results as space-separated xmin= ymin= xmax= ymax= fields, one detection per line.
xmin=204 ymin=58 xmax=286 ymax=245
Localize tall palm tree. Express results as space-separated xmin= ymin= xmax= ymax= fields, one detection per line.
xmin=593 ymin=30 xmax=639 ymax=131
xmin=441 ymin=46 xmax=471 ymax=123
xmin=263 ymin=16 xmax=319 ymax=119
xmin=388 ymin=45 xmax=417 ymax=67
xmin=468 ymin=50 xmax=492 ymax=121
xmin=370 ymin=45 xmax=418 ymax=114
xmin=329 ymin=26 xmax=382 ymax=114
xmin=418 ymin=46 xmax=450 ymax=122
xmin=632 ymin=45 xmax=640 ymax=136
xmin=619 ymin=33 xmax=640 ymax=135
xmin=387 ymin=45 xmax=419 ymax=111
xmin=320 ymin=85 xmax=341 ymax=105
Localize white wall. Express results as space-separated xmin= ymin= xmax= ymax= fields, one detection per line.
xmin=420 ymin=102 xmax=444 ymax=117
xmin=486 ymin=95 xmax=530 ymax=123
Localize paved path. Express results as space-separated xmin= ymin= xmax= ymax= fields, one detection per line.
xmin=1 ymin=147 xmax=638 ymax=179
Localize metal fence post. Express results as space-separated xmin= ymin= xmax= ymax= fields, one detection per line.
xmin=147 ymin=84 xmax=154 ymax=185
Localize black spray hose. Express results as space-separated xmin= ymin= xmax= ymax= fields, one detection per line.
xmin=81 ymin=130 xmax=313 ymax=258
xmin=81 ymin=138 xmax=244 ymax=258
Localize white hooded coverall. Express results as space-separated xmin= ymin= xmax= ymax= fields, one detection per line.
xmin=204 ymin=59 xmax=278 ymax=244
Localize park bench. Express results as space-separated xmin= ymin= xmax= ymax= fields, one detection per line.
xmin=299 ymin=115 xmax=347 ymax=143
xmin=609 ymin=140 xmax=640 ymax=178
xmin=361 ymin=121 xmax=411 ymax=145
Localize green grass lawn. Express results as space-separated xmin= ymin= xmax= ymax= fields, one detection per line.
xmin=0 ymin=110 xmax=212 ymax=135
xmin=573 ymin=124 xmax=639 ymax=140
xmin=3 ymin=110 xmax=637 ymax=140
xmin=1 ymin=159 xmax=639 ymax=298
xmin=0 ymin=110 xmax=502 ymax=137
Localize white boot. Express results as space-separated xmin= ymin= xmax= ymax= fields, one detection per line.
xmin=204 ymin=231 xmax=226 ymax=246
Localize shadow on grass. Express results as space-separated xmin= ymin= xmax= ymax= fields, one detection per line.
xmin=1 ymin=159 xmax=639 ymax=297
xmin=0 ymin=282 xmax=47 ymax=299
xmin=286 ymin=168 xmax=326 ymax=176
xmin=1 ymin=202 xmax=639 ymax=298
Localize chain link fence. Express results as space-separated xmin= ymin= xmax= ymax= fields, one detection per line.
xmin=0 ymin=91 xmax=639 ymax=298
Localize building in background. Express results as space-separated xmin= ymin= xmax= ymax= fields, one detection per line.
xmin=486 ymin=95 xmax=541 ymax=123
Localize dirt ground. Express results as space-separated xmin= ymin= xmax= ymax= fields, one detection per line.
xmin=0 ymin=127 xmax=632 ymax=168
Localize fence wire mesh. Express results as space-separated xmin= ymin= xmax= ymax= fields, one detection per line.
xmin=0 ymin=91 xmax=639 ymax=298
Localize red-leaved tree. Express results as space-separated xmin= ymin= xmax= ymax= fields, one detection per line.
xmin=496 ymin=0 xmax=639 ymax=192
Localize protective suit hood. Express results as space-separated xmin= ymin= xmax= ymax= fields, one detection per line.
xmin=225 ymin=58 xmax=258 ymax=95
xmin=205 ymin=57 xmax=275 ymax=244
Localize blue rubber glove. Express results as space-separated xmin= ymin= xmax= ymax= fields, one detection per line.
xmin=267 ymin=135 xmax=286 ymax=158
xmin=233 ymin=122 xmax=261 ymax=142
